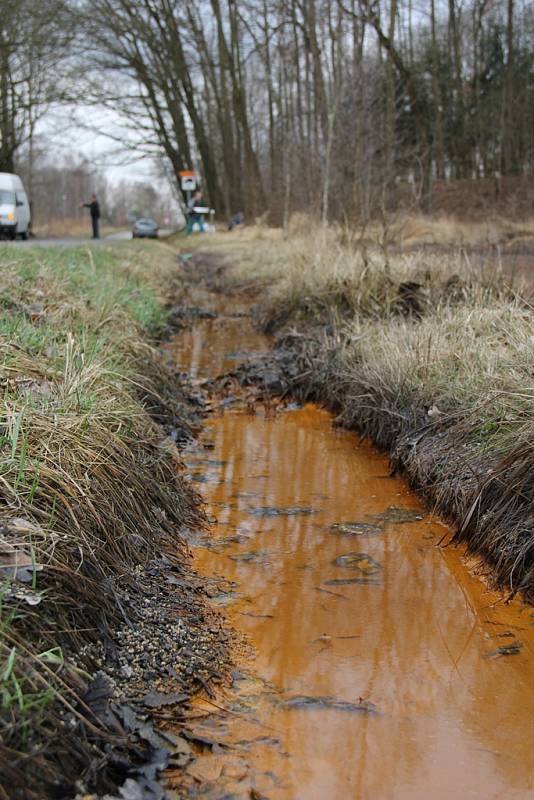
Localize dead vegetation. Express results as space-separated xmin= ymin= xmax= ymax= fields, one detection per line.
xmin=0 ymin=242 xmax=211 ymax=797
xmin=373 ymin=213 xmax=534 ymax=250
xmin=225 ymin=225 xmax=522 ymax=332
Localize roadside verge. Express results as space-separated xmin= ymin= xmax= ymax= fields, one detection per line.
xmin=0 ymin=243 xmax=229 ymax=799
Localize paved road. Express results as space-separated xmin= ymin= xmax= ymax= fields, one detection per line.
xmin=0 ymin=229 xmax=176 ymax=247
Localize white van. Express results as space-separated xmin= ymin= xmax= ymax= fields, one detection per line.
xmin=0 ymin=173 xmax=31 ymax=240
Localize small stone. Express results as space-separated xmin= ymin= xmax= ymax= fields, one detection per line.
xmin=187 ymin=755 xmax=224 ymax=782
xmin=332 ymin=553 xmax=382 ymax=574
xmin=222 ymin=757 xmax=249 ymax=780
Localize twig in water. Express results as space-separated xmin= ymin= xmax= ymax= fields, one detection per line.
xmin=315 ymin=586 xmax=348 ymax=600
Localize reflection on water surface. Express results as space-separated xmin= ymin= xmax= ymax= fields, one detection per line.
xmin=166 ymin=311 xmax=534 ymax=800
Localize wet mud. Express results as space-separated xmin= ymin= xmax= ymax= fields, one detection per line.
xmin=165 ymin=295 xmax=534 ymax=799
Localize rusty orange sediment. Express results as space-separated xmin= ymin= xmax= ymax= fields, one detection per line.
xmin=164 ymin=304 xmax=534 ymax=800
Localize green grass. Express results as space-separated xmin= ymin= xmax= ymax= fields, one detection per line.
xmin=0 ymin=241 xmax=201 ymax=794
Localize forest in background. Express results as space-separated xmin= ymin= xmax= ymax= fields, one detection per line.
xmin=1 ymin=0 xmax=534 ymax=224
xmin=15 ymin=153 xmax=178 ymax=229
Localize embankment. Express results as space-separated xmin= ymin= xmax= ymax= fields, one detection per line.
xmin=0 ymin=243 xmax=229 ymax=799
xmin=183 ymin=228 xmax=534 ymax=599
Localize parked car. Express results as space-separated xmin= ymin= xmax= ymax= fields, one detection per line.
xmin=0 ymin=173 xmax=31 ymax=240
xmin=132 ymin=218 xmax=159 ymax=239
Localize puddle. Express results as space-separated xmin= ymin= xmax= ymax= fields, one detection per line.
xmin=166 ymin=299 xmax=265 ymax=379
xmin=165 ymin=295 xmax=534 ymax=799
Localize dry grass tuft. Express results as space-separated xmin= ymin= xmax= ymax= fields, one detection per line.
xmin=225 ymin=227 xmax=521 ymax=331
xmin=0 ymin=242 xmax=203 ymax=796
xmin=384 ymin=213 xmax=534 ymax=248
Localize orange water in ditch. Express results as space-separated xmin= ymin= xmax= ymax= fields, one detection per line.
xmin=166 ymin=311 xmax=534 ymax=800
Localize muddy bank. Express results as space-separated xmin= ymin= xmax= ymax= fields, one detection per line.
xmin=179 ymin=248 xmax=533 ymax=600
xmin=0 ymin=244 xmax=231 ymax=800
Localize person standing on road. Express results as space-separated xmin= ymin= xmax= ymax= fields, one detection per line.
xmin=186 ymin=190 xmax=205 ymax=235
xmin=80 ymin=194 xmax=101 ymax=239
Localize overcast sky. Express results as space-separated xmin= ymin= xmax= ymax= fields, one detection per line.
xmin=41 ymin=103 xmax=159 ymax=186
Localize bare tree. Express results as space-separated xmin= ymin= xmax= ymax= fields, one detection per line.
xmin=75 ymin=0 xmax=534 ymax=221
xmin=0 ymin=0 xmax=74 ymax=183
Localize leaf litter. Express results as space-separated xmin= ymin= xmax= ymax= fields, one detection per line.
xmin=366 ymin=506 xmax=424 ymax=524
xmin=275 ymin=695 xmax=378 ymax=714
xmin=324 ymin=577 xmax=382 ymax=586
xmin=332 ymin=552 xmax=383 ymax=574
xmin=229 ymin=550 xmax=272 ymax=564
xmin=483 ymin=641 xmax=523 ymax=658
xmin=249 ymin=505 xmax=318 ymax=517
xmin=330 ymin=521 xmax=384 ymax=536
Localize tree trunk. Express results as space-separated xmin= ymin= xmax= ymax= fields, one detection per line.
xmin=502 ymin=0 xmax=515 ymax=174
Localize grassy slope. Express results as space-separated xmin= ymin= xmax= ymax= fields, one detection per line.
xmin=190 ymin=225 xmax=534 ymax=596
xmin=0 ymin=242 xmax=202 ymax=795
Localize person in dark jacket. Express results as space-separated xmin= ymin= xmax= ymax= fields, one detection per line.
xmin=80 ymin=194 xmax=101 ymax=239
